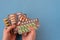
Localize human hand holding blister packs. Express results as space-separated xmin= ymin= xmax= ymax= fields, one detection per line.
xmin=3 ymin=12 xmax=40 ymax=35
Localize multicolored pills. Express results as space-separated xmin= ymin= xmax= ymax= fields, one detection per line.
xmin=8 ymin=14 xmax=17 ymax=25
xmin=3 ymin=12 xmax=40 ymax=34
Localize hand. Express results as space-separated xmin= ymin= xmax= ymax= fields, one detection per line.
xmin=22 ymin=27 xmax=36 ymax=40
xmin=2 ymin=25 xmax=17 ymax=40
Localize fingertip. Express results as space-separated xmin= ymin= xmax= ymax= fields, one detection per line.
xmin=22 ymin=33 xmax=28 ymax=37
xmin=28 ymin=27 xmax=36 ymax=34
xmin=6 ymin=25 xmax=16 ymax=31
xmin=14 ymin=31 xmax=17 ymax=34
xmin=10 ymin=25 xmax=16 ymax=29
xmin=12 ymin=25 xmax=16 ymax=27
xmin=28 ymin=27 xmax=35 ymax=31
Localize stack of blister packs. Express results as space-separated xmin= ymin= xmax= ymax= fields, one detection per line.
xmin=3 ymin=12 xmax=40 ymax=34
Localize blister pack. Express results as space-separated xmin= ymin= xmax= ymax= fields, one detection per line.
xmin=3 ymin=12 xmax=40 ymax=34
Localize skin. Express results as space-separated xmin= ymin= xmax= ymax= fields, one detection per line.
xmin=22 ymin=27 xmax=36 ymax=40
xmin=2 ymin=25 xmax=36 ymax=40
xmin=2 ymin=25 xmax=16 ymax=40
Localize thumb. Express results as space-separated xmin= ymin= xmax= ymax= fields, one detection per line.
xmin=28 ymin=27 xmax=36 ymax=36
xmin=22 ymin=27 xmax=36 ymax=37
xmin=6 ymin=25 xmax=16 ymax=32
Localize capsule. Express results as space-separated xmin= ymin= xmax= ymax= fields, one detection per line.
xmin=16 ymin=12 xmax=29 ymax=22
xmin=17 ymin=26 xmax=22 ymax=34
xmin=31 ymin=22 xmax=37 ymax=29
xmin=8 ymin=14 xmax=17 ymax=25
xmin=24 ymin=25 xmax=29 ymax=32
xmin=3 ymin=18 xmax=10 ymax=27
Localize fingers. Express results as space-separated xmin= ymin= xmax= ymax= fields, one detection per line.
xmin=22 ymin=27 xmax=36 ymax=40
xmin=22 ymin=32 xmax=28 ymax=37
xmin=13 ymin=28 xmax=18 ymax=34
xmin=22 ymin=27 xmax=36 ymax=37
xmin=29 ymin=27 xmax=35 ymax=32
xmin=28 ymin=27 xmax=36 ymax=36
xmin=4 ymin=25 xmax=16 ymax=32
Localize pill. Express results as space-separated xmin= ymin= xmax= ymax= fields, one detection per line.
xmin=18 ymin=29 xmax=22 ymax=34
xmin=31 ymin=23 xmax=37 ymax=29
xmin=24 ymin=25 xmax=29 ymax=32
xmin=26 ymin=24 xmax=30 ymax=27
xmin=21 ymin=26 xmax=25 ymax=33
xmin=8 ymin=14 xmax=17 ymax=25
xmin=3 ymin=18 xmax=10 ymax=27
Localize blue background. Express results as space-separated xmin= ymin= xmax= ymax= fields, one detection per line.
xmin=0 ymin=0 xmax=59 ymax=40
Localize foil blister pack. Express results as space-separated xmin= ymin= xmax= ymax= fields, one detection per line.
xmin=3 ymin=12 xmax=40 ymax=34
